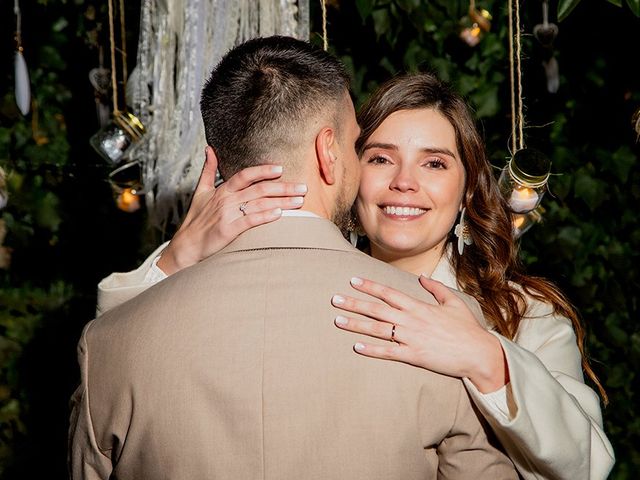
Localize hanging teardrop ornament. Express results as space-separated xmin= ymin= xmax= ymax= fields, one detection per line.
xmin=14 ymin=49 xmax=31 ymax=116
xmin=533 ymin=0 xmax=558 ymax=48
xmin=14 ymin=0 xmax=31 ymax=116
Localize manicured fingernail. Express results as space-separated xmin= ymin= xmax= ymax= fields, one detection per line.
xmin=332 ymin=295 xmax=345 ymax=305
xmin=291 ymin=196 xmax=304 ymax=205
xmin=354 ymin=343 xmax=366 ymax=351
xmin=295 ymin=184 xmax=308 ymax=193
xmin=272 ymin=165 xmax=283 ymax=174
xmin=272 ymin=208 xmax=282 ymax=216
xmin=335 ymin=315 xmax=348 ymax=326
xmin=350 ymin=277 xmax=363 ymax=286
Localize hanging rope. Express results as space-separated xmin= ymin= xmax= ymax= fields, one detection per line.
xmin=13 ymin=0 xmax=22 ymax=50
xmin=320 ymin=0 xmax=328 ymax=51
xmin=508 ymin=0 xmax=525 ymax=153
xmin=118 ymin=0 xmax=128 ymax=86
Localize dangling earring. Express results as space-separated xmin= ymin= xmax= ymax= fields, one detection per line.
xmin=346 ymin=210 xmax=365 ymax=247
xmin=454 ymin=207 xmax=473 ymax=255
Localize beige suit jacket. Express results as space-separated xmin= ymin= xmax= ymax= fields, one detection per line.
xmin=70 ymin=217 xmax=517 ymax=480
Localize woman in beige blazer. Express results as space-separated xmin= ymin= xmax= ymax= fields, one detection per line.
xmin=97 ymin=73 xmax=614 ymax=479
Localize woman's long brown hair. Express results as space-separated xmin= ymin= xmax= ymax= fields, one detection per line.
xmin=356 ymin=72 xmax=607 ymax=403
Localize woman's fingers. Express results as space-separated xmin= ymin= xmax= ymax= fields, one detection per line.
xmin=231 ymin=207 xmax=284 ymax=233
xmin=334 ymin=315 xmax=402 ymax=343
xmin=233 ymin=180 xmax=308 ymax=204
xmin=193 ymin=147 xmax=220 ymax=196
xmin=349 ymin=277 xmax=424 ymax=311
xmin=352 ymin=342 xmax=411 ymax=363
xmin=331 ymin=294 xmax=399 ymax=324
xmin=238 ymin=196 xmax=304 ymax=216
xmin=224 ymin=163 xmax=285 ymax=192
xmin=418 ymin=275 xmax=459 ymax=306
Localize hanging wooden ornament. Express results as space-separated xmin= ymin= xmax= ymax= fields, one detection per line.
xmin=533 ymin=0 xmax=560 ymax=93
xmin=89 ymin=46 xmax=112 ymax=127
xmin=14 ymin=0 xmax=31 ymax=116
xmin=460 ymin=0 xmax=492 ymax=47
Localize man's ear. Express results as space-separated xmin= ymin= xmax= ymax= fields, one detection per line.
xmin=315 ymin=126 xmax=338 ymax=185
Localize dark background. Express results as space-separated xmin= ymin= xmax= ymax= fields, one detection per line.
xmin=1 ymin=0 xmax=638 ymax=477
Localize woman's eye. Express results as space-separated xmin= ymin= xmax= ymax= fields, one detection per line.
xmin=368 ymin=155 xmax=391 ymax=165
xmin=424 ymin=158 xmax=446 ymax=169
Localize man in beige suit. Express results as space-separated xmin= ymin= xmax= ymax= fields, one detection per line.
xmin=69 ymin=36 xmax=517 ymax=479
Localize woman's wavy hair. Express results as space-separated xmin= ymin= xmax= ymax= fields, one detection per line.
xmin=356 ymin=72 xmax=606 ymax=403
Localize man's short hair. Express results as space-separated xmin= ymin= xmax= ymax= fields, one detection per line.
xmin=201 ymin=36 xmax=350 ymax=180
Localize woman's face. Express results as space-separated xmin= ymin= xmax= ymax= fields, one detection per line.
xmin=356 ymin=108 xmax=466 ymax=262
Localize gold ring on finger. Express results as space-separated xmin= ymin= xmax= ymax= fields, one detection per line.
xmin=390 ymin=323 xmax=397 ymax=343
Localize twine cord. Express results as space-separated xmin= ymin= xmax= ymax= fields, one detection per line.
xmin=119 ymin=0 xmax=128 ymax=86
xmin=515 ymin=0 xmax=524 ymax=150
xmin=14 ymin=0 xmax=22 ymax=49
xmin=320 ymin=0 xmax=328 ymax=51
xmin=508 ymin=0 xmax=525 ymax=153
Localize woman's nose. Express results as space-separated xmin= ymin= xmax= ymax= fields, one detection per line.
xmin=389 ymin=168 xmax=419 ymax=192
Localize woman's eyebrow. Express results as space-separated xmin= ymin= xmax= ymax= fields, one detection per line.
xmin=362 ymin=142 xmax=398 ymax=152
xmin=419 ymin=147 xmax=457 ymax=158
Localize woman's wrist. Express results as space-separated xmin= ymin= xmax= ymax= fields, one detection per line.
xmin=467 ymin=333 xmax=509 ymax=393
xmin=156 ymin=235 xmax=198 ymax=275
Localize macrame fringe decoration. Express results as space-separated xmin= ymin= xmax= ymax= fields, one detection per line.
xmin=129 ymin=0 xmax=310 ymax=231
xmin=14 ymin=0 xmax=31 ymax=116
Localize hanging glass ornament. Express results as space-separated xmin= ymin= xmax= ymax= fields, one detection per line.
xmin=513 ymin=206 xmax=544 ymax=239
xmin=14 ymin=0 xmax=31 ymax=116
xmin=89 ymin=46 xmax=112 ymax=127
xmin=108 ymin=160 xmax=143 ymax=213
xmin=90 ymin=111 xmax=145 ymax=165
xmin=499 ymin=148 xmax=551 ymax=214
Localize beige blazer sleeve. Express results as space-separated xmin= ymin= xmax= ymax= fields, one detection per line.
xmin=436 ymin=387 xmax=517 ymax=479
xmin=463 ymin=299 xmax=615 ymax=480
xmin=95 ymin=241 xmax=169 ymax=316
xmin=68 ymin=322 xmax=112 ymax=480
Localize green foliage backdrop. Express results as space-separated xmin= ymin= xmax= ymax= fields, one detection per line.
xmin=0 ymin=0 xmax=638 ymax=478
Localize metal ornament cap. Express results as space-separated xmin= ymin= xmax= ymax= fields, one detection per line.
xmin=510 ymin=148 xmax=551 ymax=188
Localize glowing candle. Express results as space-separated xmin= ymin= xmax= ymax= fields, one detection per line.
xmin=509 ymin=187 xmax=539 ymax=213
xmin=116 ymin=188 xmax=141 ymax=213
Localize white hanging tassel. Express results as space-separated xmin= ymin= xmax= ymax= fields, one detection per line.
xmin=14 ymin=0 xmax=30 ymax=116
xmin=14 ymin=49 xmax=30 ymax=116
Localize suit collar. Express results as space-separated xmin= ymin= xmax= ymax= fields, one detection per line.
xmin=219 ymin=216 xmax=356 ymax=254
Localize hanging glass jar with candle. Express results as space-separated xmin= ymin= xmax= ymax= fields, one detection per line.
xmin=90 ymin=111 xmax=146 ymax=165
xmin=499 ymin=148 xmax=551 ymax=214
